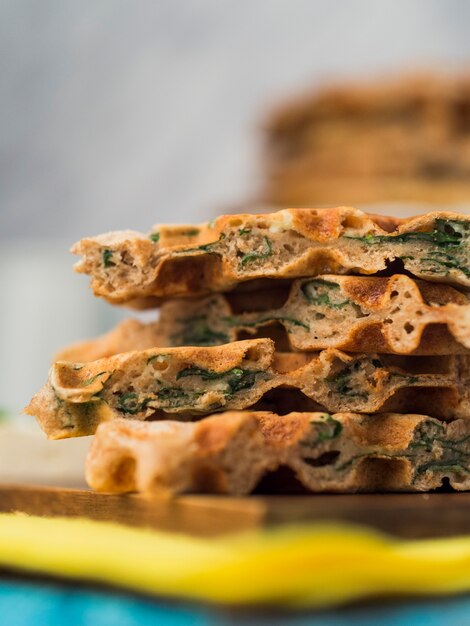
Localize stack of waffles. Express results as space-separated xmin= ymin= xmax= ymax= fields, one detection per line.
xmin=262 ymin=74 xmax=470 ymax=206
xmin=26 ymin=207 xmax=470 ymax=495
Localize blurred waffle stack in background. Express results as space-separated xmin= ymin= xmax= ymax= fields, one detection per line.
xmin=261 ymin=73 xmax=470 ymax=209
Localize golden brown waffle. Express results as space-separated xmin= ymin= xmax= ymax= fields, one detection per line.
xmin=58 ymin=275 xmax=470 ymax=359
xmin=72 ymin=207 xmax=470 ymax=306
xmin=25 ymin=338 xmax=470 ymax=439
xmin=86 ymin=411 xmax=470 ymax=495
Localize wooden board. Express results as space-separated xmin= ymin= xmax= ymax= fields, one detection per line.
xmin=1 ymin=484 xmax=469 ymax=539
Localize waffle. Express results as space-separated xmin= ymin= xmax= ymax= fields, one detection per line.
xmin=26 ymin=338 xmax=470 ymax=439
xmin=58 ymin=275 xmax=470 ymax=358
xmin=86 ymin=411 xmax=470 ymax=495
xmin=72 ymin=207 xmax=470 ymax=306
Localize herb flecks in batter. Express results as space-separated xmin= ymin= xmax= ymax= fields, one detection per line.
xmin=115 ymin=387 xmax=205 ymax=414
xmin=240 ymin=236 xmax=272 ymax=267
xmin=155 ymin=387 xmax=201 ymax=408
xmin=113 ymin=366 xmax=266 ymax=413
xmin=315 ymin=414 xmax=343 ymax=443
xmin=81 ymin=371 xmax=109 ymax=387
xmin=390 ymin=372 xmax=419 ymax=385
xmin=102 ymin=249 xmax=115 ymax=268
xmin=173 ymin=314 xmax=230 ymax=346
xmin=301 ymin=414 xmax=343 ymax=448
xmin=345 ymin=218 xmax=470 ymax=278
xmin=327 ymin=363 xmax=368 ymax=400
xmin=116 ymin=392 xmax=144 ymax=415
xmin=224 ymin=315 xmax=309 ymax=331
xmin=415 ymin=459 xmax=469 ymax=477
xmin=346 ymin=219 xmax=469 ymax=247
xmin=176 ymin=365 xmax=266 ymax=396
xmin=301 ymin=279 xmax=351 ymax=309
xmin=409 ymin=421 xmax=446 ymax=452
xmin=175 ymin=233 xmax=225 ymax=255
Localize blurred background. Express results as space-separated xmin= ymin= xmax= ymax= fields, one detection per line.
xmin=2 ymin=0 xmax=470 ymax=483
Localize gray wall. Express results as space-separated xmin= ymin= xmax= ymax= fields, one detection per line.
xmin=2 ymin=0 xmax=470 ymax=238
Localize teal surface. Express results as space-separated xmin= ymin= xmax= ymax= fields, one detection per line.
xmin=0 ymin=581 xmax=468 ymax=626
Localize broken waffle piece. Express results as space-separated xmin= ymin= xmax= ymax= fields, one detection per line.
xmin=86 ymin=411 xmax=470 ymax=495
xmin=26 ymin=338 xmax=470 ymax=439
xmin=58 ymin=274 xmax=470 ymax=359
xmin=72 ymin=207 xmax=470 ymax=306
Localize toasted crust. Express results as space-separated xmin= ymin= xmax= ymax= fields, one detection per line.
xmin=86 ymin=411 xmax=470 ymax=494
xmin=72 ymin=207 xmax=470 ymax=305
xmin=58 ymin=275 xmax=470 ymax=358
xmin=25 ymin=337 xmax=470 ymax=439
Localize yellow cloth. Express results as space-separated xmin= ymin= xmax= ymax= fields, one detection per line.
xmin=0 ymin=513 xmax=470 ymax=608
